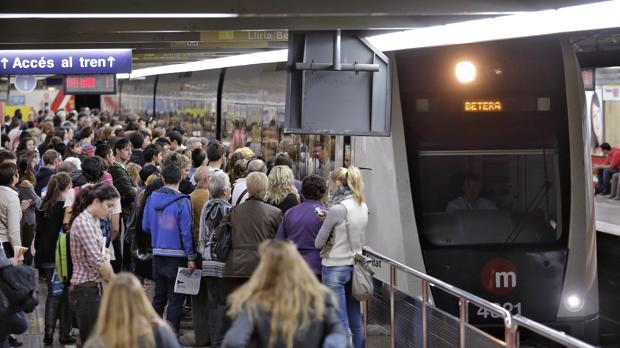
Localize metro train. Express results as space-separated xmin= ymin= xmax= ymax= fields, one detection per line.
xmin=111 ymin=35 xmax=598 ymax=341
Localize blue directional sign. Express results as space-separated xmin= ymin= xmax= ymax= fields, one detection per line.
xmin=0 ymin=49 xmax=132 ymax=75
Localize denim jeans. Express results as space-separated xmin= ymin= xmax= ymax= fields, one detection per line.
xmin=69 ymin=286 xmax=101 ymax=344
xmin=322 ymin=265 xmax=364 ymax=348
xmin=597 ymin=167 xmax=620 ymax=194
xmin=152 ymin=256 xmax=187 ymax=333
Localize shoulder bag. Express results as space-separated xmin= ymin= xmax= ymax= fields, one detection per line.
xmin=343 ymin=205 xmax=374 ymax=301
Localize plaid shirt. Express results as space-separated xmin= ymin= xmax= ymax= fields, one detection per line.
xmin=70 ymin=210 xmax=105 ymax=286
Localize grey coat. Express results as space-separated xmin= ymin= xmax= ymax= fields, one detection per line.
xmin=222 ymin=297 xmax=347 ymax=348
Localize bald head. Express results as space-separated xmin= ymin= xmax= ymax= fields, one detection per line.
xmin=247 ymin=159 xmax=267 ymax=174
xmin=194 ymin=166 xmax=212 ymax=188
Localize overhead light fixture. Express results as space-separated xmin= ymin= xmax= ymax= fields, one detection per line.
xmin=0 ymin=13 xmax=238 ymax=19
xmin=119 ymin=49 xmax=287 ymax=79
xmin=455 ymin=61 xmax=476 ymax=83
xmin=366 ymin=0 xmax=620 ymax=51
xmin=116 ymin=1 xmax=620 ymax=80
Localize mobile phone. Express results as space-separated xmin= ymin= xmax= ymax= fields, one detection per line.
xmin=314 ymin=206 xmax=326 ymax=217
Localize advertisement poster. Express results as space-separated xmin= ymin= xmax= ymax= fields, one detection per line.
xmin=586 ymin=88 xmax=604 ymax=153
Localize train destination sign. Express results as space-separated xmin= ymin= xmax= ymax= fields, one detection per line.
xmin=64 ymin=74 xmax=117 ymax=95
xmin=0 ymin=49 xmax=132 ymax=75
xmin=464 ymin=100 xmax=503 ymax=112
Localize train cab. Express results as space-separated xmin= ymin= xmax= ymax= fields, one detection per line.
xmin=388 ymin=36 xmax=598 ymax=340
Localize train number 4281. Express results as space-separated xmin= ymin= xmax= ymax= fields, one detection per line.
xmin=476 ymin=302 xmax=522 ymax=318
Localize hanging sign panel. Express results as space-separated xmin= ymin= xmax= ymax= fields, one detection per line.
xmin=0 ymin=49 xmax=132 ymax=75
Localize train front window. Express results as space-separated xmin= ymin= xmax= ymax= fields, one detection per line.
xmin=416 ymin=150 xmax=562 ymax=246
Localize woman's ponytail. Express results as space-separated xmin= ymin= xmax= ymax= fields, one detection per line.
xmin=330 ymin=166 xmax=365 ymax=204
xmin=346 ymin=166 xmax=365 ymax=204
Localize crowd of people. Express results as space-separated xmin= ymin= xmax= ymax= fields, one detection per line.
xmin=0 ymin=106 xmax=369 ymax=348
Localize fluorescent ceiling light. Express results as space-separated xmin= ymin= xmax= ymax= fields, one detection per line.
xmin=0 ymin=13 xmax=238 ymax=19
xmin=367 ymin=0 xmax=620 ymax=51
xmin=119 ymin=1 xmax=620 ymax=80
xmin=121 ymin=49 xmax=288 ymax=79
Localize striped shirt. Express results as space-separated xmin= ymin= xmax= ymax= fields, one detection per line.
xmin=70 ymin=210 xmax=105 ymax=286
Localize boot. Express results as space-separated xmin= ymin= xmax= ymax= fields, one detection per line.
xmin=43 ymin=329 xmax=54 ymax=345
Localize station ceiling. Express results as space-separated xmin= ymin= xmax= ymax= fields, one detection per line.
xmin=0 ymin=0 xmax=618 ymax=69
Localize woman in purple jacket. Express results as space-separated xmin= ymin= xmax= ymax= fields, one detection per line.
xmin=275 ymin=175 xmax=327 ymax=278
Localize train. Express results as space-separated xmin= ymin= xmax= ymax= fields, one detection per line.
xmin=109 ymin=35 xmax=598 ymax=341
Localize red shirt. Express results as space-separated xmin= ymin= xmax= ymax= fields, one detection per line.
xmin=608 ymin=148 xmax=620 ymax=169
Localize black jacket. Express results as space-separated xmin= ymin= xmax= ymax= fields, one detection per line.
xmin=222 ymin=297 xmax=346 ymax=348
xmin=108 ymin=162 xmax=136 ymax=221
xmin=34 ymin=201 xmax=65 ymax=267
xmin=34 ymin=167 xmax=56 ymax=196
xmin=129 ymin=149 xmax=145 ymax=167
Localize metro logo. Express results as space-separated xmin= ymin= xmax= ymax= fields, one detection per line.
xmin=480 ymin=258 xmax=517 ymax=295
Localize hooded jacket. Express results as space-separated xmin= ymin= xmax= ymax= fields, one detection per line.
xmin=142 ymin=186 xmax=196 ymax=261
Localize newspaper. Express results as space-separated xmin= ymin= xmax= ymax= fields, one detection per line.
xmin=174 ymin=267 xmax=202 ymax=295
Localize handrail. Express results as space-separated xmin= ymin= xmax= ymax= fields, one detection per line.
xmin=363 ymin=247 xmax=516 ymax=347
xmin=512 ymin=316 xmax=595 ymax=348
xmin=362 ymin=247 xmax=596 ymax=348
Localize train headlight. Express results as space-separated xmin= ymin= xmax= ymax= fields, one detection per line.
xmin=565 ymin=295 xmax=583 ymax=312
xmin=455 ymin=61 xmax=476 ymax=84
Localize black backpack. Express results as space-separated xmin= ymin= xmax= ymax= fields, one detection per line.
xmin=0 ymin=264 xmax=39 ymax=314
xmin=211 ymin=220 xmax=232 ymax=262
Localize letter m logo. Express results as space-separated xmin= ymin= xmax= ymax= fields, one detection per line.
xmin=495 ymin=271 xmax=517 ymax=288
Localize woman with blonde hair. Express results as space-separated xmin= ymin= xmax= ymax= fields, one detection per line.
xmin=234 ymin=146 xmax=255 ymax=159
xmin=315 ymin=166 xmax=368 ymax=348
xmin=223 ymin=240 xmax=345 ymax=348
xmin=84 ymin=272 xmax=181 ymax=348
xmin=266 ymin=165 xmax=299 ymax=214
xmin=125 ymin=162 xmax=142 ymax=187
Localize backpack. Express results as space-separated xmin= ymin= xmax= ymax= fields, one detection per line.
xmin=211 ymin=211 xmax=233 ymax=262
xmin=0 ymin=264 xmax=39 ymax=313
xmin=197 ymin=204 xmax=218 ymax=257
xmin=55 ymin=230 xmax=73 ymax=282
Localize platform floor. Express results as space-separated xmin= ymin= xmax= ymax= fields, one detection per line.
xmin=595 ymin=195 xmax=620 ymax=236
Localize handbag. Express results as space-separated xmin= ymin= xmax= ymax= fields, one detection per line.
xmin=50 ymin=270 xmax=64 ymax=297
xmin=343 ymin=205 xmax=375 ymax=301
xmin=132 ymin=249 xmax=153 ymax=280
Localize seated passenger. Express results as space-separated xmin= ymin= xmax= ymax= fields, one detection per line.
xmin=222 ymin=240 xmax=346 ymax=348
xmin=446 ymin=175 xmax=497 ymax=213
xmin=595 ymin=142 xmax=620 ymax=195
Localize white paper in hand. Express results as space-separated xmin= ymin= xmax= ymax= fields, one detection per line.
xmin=174 ymin=267 xmax=202 ymax=295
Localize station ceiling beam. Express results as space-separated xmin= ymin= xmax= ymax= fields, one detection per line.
xmin=0 ymin=0 xmax=602 ymax=15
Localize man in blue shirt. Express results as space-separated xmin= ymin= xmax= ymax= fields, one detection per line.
xmin=142 ymin=163 xmax=196 ymax=333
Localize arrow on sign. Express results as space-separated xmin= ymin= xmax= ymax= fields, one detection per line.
xmin=0 ymin=58 xmax=7 ymax=69
xmin=107 ymin=56 xmax=115 ymax=67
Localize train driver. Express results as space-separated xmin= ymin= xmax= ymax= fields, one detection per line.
xmin=446 ymin=174 xmax=497 ymax=213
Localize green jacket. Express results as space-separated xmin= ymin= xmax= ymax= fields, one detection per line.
xmin=108 ymin=162 xmax=136 ymax=221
